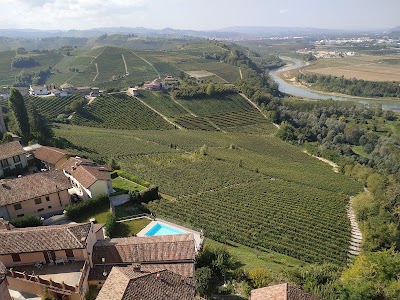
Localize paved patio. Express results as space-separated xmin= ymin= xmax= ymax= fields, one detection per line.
xmin=13 ymin=261 xmax=85 ymax=287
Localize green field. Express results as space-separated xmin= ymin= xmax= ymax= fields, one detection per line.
xmin=72 ymin=93 xmax=174 ymax=130
xmin=55 ymin=123 xmax=363 ymax=265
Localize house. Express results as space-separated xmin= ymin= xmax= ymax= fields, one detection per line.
xmin=29 ymin=85 xmax=49 ymax=96
xmin=89 ymin=233 xmax=196 ymax=285
xmin=0 ymin=222 xmax=102 ymax=300
xmin=49 ymin=89 xmax=68 ymax=97
xmin=96 ymin=265 xmax=195 ymax=300
xmin=60 ymin=83 xmax=76 ymax=93
xmin=164 ymin=75 xmax=179 ymax=88
xmin=0 ymin=109 xmax=6 ymax=133
xmin=0 ymin=141 xmax=28 ymax=178
xmin=143 ymin=79 xmax=163 ymax=91
xmin=250 ymin=283 xmax=320 ymax=300
xmin=0 ymin=170 xmax=72 ymax=220
xmin=34 ymin=146 xmax=75 ymax=170
xmin=0 ymin=262 xmax=11 ymax=300
xmin=62 ymin=157 xmax=113 ymax=199
xmin=127 ymin=87 xmax=139 ymax=96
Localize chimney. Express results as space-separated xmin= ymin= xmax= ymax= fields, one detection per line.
xmin=132 ymin=263 xmax=141 ymax=272
xmin=0 ymin=218 xmax=12 ymax=231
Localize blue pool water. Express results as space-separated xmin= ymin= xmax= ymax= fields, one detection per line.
xmin=145 ymin=223 xmax=185 ymax=236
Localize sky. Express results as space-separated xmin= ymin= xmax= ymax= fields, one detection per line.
xmin=0 ymin=0 xmax=399 ymax=31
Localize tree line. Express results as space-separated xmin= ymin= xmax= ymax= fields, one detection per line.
xmin=298 ymin=73 xmax=400 ymax=98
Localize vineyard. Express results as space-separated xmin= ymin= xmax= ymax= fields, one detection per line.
xmin=137 ymin=91 xmax=188 ymax=118
xmin=23 ymin=94 xmax=84 ymax=120
xmin=55 ymin=123 xmax=363 ymax=264
xmin=72 ymin=93 xmax=174 ymax=130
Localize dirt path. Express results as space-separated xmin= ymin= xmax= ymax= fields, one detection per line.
xmin=130 ymin=50 xmax=160 ymax=77
xmin=303 ymin=150 xmax=339 ymax=173
xmin=133 ymin=95 xmax=183 ymax=129
xmin=92 ymin=63 xmax=99 ymax=81
xmin=169 ymin=95 xmax=197 ymax=117
xmin=348 ymin=196 xmax=362 ymax=256
xmin=122 ymin=54 xmax=129 ymax=75
xmin=239 ymin=93 xmax=269 ymax=120
xmin=239 ymin=67 xmax=243 ymax=79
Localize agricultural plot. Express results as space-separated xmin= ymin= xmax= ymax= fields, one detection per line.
xmin=304 ymin=54 xmax=400 ymax=82
xmin=174 ymin=115 xmax=218 ymax=131
xmin=24 ymin=94 xmax=83 ymax=120
xmin=179 ymin=42 xmax=229 ymax=56
xmin=72 ymin=93 xmax=174 ymax=130
xmin=137 ymin=91 xmax=188 ymax=119
xmin=55 ymin=123 xmax=363 ymax=264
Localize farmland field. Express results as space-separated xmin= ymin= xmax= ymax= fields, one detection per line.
xmin=304 ymin=54 xmax=400 ymax=82
xmin=55 ymin=123 xmax=363 ymax=265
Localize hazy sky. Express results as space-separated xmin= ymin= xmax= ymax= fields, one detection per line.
xmin=1 ymin=0 xmax=399 ymax=31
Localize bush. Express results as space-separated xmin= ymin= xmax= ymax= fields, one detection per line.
xmin=139 ymin=186 xmax=159 ymax=203
xmin=65 ymin=194 xmax=109 ymax=221
xmin=105 ymin=213 xmax=117 ymax=237
xmin=11 ymin=215 xmax=43 ymax=228
xmin=248 ymin=268 xmax=271 ymax=288
xmin=195 ymin=267 xmax=213 ymax=297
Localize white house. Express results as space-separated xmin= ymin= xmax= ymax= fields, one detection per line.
xmin=61 ymin=157 xmax=113 ymax=199
xmin=127 ymin=87 xmax=139 ymax=96
xmin=29 ymin=85 xmax=49 ymax=96
xmin=0 ymin=142 xmax=28 ymax=178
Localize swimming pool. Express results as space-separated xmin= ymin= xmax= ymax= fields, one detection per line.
xmin=145 ymin=223 xmax=185 ymax=236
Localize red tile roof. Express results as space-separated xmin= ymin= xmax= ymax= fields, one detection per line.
xmin=34 ymin=146 xmax=74 ymax=166
xmin=0 ymin=223 xmax=92 ymax=255
xmin=0 ymin=141 xmax=26 ymax=160
xmin=0 ymin=170 xmax=72 ymax=206
xmin=62 ymin=157 xmax=111 ymax=189
xmin=96 ymin=265 xmax=195 ymax=300
xmin=92 ymin=234 xmax=196 ymax=265
xmin=251 ymin=283 xmax=320 ymax=300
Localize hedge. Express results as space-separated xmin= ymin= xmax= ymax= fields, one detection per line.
xmin=139 ymin=185 xmax=159 ymax=203
xmin=105 ymin=213 xmax=117 ymax=237
xmin=112 ymin=170 xmax=151 ymax=188
xmin=11 ymin=215 xmax=43 ymax=228
xmin=65 ymin=194 xmax=109 ymax=221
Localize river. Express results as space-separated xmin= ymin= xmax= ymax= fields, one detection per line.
xmin=270 ymin=56 xmax=400 ymax=112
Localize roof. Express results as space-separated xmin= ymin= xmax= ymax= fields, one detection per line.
xmin=0 ymin=223 xmax=92 ymax=255
xmin=0 ymin=262 xmax=5 ymax=284
xmin=34 ymin=146 xmax=74 ymax=166
xmin=0 ymin=218 xmax=14 ymax=231
xmin=0 ymin=170 xmax=72 ymax=206
xmin=89 ymin=262 xmax=194 ymax=281
xmin=0 ymin=141 xmax=26 ymax=160
xmin=92 ymin=234 xmax=196 ymax=265
xmin=62 ymin=157 xmax=111 ymax=189
xmin=93 ymin=223 xmax=105 ymax=233
xmin=251 ymin=283 xmax=320 ymax=300
xmin=96 ymin=265 xmax=195 ymax=300
xmin=60 ymin=83 xmax=75 ymax=89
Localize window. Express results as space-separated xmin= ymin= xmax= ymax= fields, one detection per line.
xmin=13 ymin=155 xmax=21 ymax=163
xmin=14 ymin=203 xmax=22 ymax=210
xmin=16 ymin=214 xmax=24 ymax=217
xmin=15 ymin=163 xmax=22 ymax=169
xmin=38 ymin=208 xmax=44 ymax=212
xmin=65 ymin=249 xmax=74 ymax=258
xmin=48 ymin=206 xmax=52 ymax=209
xmin=46 ymin=196 xmax=50 ymax=202
xmin=34 ymin=198 xmax=42 ymax=204
xmin=0 ymin=159 xmax=9 ymax=168
xmin=11 ymin=253 xmax=21 ymax=262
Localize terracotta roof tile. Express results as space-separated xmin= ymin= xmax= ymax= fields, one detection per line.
xmin=251 ymin=283 xmax=320 ymax=300
xmin=96 ymin=266 xmax=195 ymax=300
xmin=92 ymin=234 xmax=196 ymax=265
xmin=34 ymin=146 xmax=74 ymax=166
xmin=62 ymin=157 xmax=111 ymax=189
xmin=0 ymin=223 xmax=91 ymax=255
xmin=0 ymin=170 xmax=72 ymax=206
xmin=0 ymin=141 xmax=26 ymax=160
xmin=0 ymin=262 xmax=5 ymax=284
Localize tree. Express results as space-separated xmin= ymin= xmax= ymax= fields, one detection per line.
xmin=206 ymin=82 xmax=215 ymax=96
xmin=248 ymin=268 xmax=271 ymax=288
xmin=195 ymin=267 xmax=213 ymax=297
xmin=30 ymin=105 xmax=53 ymax=143
xmin=8 ymin=88 xmax=30 ymax=137
xmin=108 ymin=157 xmax=120 ymax=170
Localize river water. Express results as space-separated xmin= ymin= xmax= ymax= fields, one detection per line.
xmin=269 ymin=56 xmax=400 ymax=112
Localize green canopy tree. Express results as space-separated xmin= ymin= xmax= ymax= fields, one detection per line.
xmin=8 ymin=88 xmax=30 ymax=137
xmin=29 ymin=104 xmax=53 ymax=143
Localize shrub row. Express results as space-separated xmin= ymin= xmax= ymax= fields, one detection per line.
xmin=11 ymin=215 xmax=43 ymax=228
xmin=65 ymin=194 xmax=109 ymax=221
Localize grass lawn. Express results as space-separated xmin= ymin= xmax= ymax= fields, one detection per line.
xmin=113 ymin=218 xmax=152 ymax=237
xmin=72 ymin=202 xmax=110 ymax=223
xmin=112 ymin=176 xmax=147 ymax=194
xmin=205 ymin=239 xmax=306 ymax=276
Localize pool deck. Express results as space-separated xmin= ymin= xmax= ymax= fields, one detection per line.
xmin=137 ymin=218 xmax=203 ymax=252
